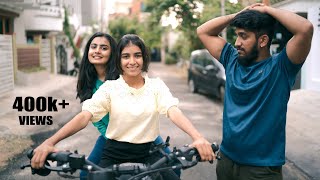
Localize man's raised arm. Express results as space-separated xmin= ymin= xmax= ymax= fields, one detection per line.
xmin=197 ymin=4 xmax=251 ymax=60
xmin=251 ymin=3 xmax=313 ymax=64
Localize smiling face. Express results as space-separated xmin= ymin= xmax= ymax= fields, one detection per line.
xmin=234 ymin=28 xmax=259 ymax=66
xmin=88 ymin=37 xmax=111 ymax=65
xmin=120 ymin=43 xmax=143 ymax=78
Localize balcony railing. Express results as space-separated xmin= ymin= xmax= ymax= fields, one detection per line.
xmin=37 ymin=5 xmax=62 ymax=17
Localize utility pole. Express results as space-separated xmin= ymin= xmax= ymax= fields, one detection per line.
xmin=100 ymin=0 xmax=104 ymax=32
xmin=221 ymin=0 xmax=227 ymax=39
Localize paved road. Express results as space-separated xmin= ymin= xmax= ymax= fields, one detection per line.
xmin=148 ymin=63 xmax=223 ymax=180
xmin=1 ymin=62 xmax=314 ymax=180
xmin=148 ymin=63 xmax=312 ymax=180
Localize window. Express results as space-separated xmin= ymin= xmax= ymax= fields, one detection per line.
xmin=0 ymin=16 xmax=13 ymax=35
xmin=191 ymin=54 xmax=199 ymax=65
xmin=5 ymin=18 xmax=10 ymax=33
xmin=0 ymin=18 xmax=3 ymax=34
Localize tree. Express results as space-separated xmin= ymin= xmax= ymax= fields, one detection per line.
xmin=63 ymin=7 xmax=80 ymax=60
xmin=145 ymin=0 xmax=244 ymax=62
xmin=108 ymin=16 xmax=141 ymax=42
xmin=224 ymin=1 xmax=243 ymax=44
xmin=145 ymin=0 xmax=201 ymax=30
xmin=145 ymin=0 xmax=203 ymax=50
xmin=108 ymin=15 xmax=162 ymax=49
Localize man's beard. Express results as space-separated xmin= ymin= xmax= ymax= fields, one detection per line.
xmin=237 ymin=43 xmax=259 ymax=66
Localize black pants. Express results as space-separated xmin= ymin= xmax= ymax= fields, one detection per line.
xmin=216 ymin=152 xmax=283 ymax=180
xmin=99 ymin=139 xmax=180 ymax=180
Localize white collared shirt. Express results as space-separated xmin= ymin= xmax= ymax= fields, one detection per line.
xmin=82 ymin=75 xmax=179 ymax=143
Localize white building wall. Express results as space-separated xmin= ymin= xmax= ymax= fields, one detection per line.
xmin=13 ymin=6 xmax=63 ymax=39
xmin=80 ymin=0 xmax=91 ymax=26
xmin=301 ymin=7 xmax=320 ymax=91
xmin=114 ymin=0 xmax=132 ymax=15
xmin=81 ymin=0 xmax=100 ymax=26
xmin=93 ymin=0 xmax=101 ymax=24
xmin=41 ymin=39 xmax=51 ymax=70
xmin=168 ymin=31 xmax=180 ymax=51
xmin=80 ymin=0 xmax=110 ymax=31
xmin=273 ymin=0 xmax=319 ymax=13
xmin=0 ymin=35 xmax=14 ymax=97
xmin=273 ymin=0 xmax=320 ymax=92
xmin=23 ymin=9 xmax=63 ymax=31
xmin=81 ymin=0 xmax=101 ymax=26
xmin=63 ymin=0 xmax=82 ymax=28
xmin=14 ymin=15 xmax=27 ymax=44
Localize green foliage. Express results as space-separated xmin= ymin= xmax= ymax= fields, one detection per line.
xmin=145 ymin=0 xmax=202 ymax=31
xmin=109 ymin=0 xmax=244 ymax=63
xmin=108 ymin=15 xmax=162 ymax=49
xmin=145 ymin=0 xmax=206 ymax=61
xmin=200 ymin=0 xmax=243 ymax=43
xmin=108 ymin=16 xmax=141 ymax=42
xmin=165 ymin=51 xmax=178 ymax=64
xmin=171 ymin=34 xmax=191 ymax=60
xmin=199 ymin=0 xmax=221 ymax=24
xmin=225 ymin=2 xmax=243 ymax=44
xmin=145 ymin=0 xmax=244 ymax=61
xmin=63 ymin=7 xmax=80 ymax=59
xmin=139 ymin=18 xmax=163 ymax=49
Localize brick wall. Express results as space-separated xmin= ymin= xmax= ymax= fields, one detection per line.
xmin=17 ymin=45 xmax=40 ymax=69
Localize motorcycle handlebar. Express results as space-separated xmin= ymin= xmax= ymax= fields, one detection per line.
xmin=24 ymin=142 xmax=220 ymax=178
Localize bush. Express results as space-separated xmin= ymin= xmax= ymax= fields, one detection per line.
xmin=165 ymin=51 xmax=178 ymax=64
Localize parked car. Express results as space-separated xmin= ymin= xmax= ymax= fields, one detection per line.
xmin=188 ymin=49 xmax=226 ymax=101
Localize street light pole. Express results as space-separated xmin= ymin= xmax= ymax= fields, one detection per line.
xmin=100 ymin=0 xmax=104 ymax=32
xmin=221 ymin=0 xmax=227 ymax=39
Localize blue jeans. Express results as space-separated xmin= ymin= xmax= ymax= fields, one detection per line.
xmin=80 ymin=135 xmax=106 ymax=180
xmin=80 ymin=135 xmax=181 ymax=179
xmin=154 ymin=136 xmax=170 ymax=153
xmin=154 ymin=136 xmax=181 ymax=177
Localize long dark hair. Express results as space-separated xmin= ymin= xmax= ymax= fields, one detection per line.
xmin=115 ymin=34 xmax=150 ymax=74
xmin=76 ymin=32 xmax=119 ymax=102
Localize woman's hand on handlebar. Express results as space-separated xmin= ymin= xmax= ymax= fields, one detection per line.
xmin=30 ymin=112 xmax=92 ymax=169
xmin=190 ymin=137 xmax=215 ymax=162
xmin=31 ymin=140 xmax=57 ymax=169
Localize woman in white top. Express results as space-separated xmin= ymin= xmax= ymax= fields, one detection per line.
xmin=31 ymin=34 xmax=214 ymax=179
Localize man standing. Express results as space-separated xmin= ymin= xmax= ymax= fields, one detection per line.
xmin=197 ymin=3 xmax=313 ymax=180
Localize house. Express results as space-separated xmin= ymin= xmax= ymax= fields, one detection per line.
xmin=271 ymin=0 xmax=320 ymax=91
xmin=0 ymin=0 xmax=79 ymax=97
xmin=0 ymin=4 xmax=18 ymax=96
